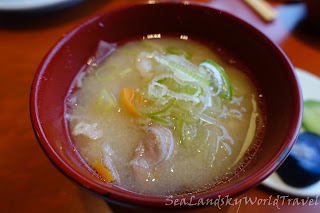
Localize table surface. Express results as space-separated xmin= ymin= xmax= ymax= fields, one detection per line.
xmin=1 ymin=0 xmax=319 ymax=212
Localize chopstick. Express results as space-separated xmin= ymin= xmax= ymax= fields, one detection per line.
xmin=243 ymin=0 xmax=278 ymax=22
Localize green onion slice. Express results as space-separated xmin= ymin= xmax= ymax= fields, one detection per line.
xmin=97 ymin=89 xmax=116 ymax=113
xmin=95 ymin=64 xmax=118 ymax=81
xmin=166 ymin=46 xmax=192 ymax=60
xmin=147 ymin=115 xmax=172 ymax=126
xmin=119 ymin=68 xmax=132 ymax=78
xmin=152 ymin=51 xmax=211 ymax=86
xmin=200 ymin=59 xmax=232 ymax=99
xmin=133 ymin=87 xmax=175 ymax=116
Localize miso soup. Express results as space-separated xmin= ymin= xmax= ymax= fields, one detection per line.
xmin=65 ymin=38 xmax=266 ymax=196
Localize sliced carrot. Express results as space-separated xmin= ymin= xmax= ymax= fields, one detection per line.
xmin=121 ymin=88 xmax=139 ymax=116
xmin=94 ymin=162 xmax=114 ymax=182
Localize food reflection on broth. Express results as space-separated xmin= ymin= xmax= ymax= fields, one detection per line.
xmin=65 ymin=37 xmax=266 ymax=196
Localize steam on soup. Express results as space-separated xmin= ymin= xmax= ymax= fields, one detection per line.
xmin=65 ymin=37 xmax=265 ymax=196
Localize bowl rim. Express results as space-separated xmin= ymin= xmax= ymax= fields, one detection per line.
xmin=30 ymin=1 xmax=303 ymax=208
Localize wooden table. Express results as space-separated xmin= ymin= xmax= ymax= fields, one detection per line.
xmin=0 ymin=0 xmax=319 ymax=212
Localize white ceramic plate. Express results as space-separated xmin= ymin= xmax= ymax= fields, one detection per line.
xmin=0 ymin=0 xmax=82 ymax=11
xmin=261 ymin=67 xmax=320 ymax=197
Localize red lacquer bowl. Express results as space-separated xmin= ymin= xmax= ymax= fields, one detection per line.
xmin=30 ymin=2 xmax=302 ymax=209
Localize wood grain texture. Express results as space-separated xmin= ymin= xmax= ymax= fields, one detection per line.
xmin=0 ymin=0 xmax=319 ymax=212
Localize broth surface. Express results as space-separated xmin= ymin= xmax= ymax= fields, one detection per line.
xmin=66 ymin=38 xmax=265 ymax=196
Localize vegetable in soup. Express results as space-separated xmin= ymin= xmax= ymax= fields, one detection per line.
xmin=66 ymin=38 xmax=266 ymax=196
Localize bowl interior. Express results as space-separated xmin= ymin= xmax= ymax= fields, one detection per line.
xmin=31 ymin=2 xmax=302 ymax=208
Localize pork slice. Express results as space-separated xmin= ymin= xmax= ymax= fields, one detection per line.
xmin=131 ymin=125 xmax=174 ymax=180
xmin=101 ymin=145 xmax=120 ymax=184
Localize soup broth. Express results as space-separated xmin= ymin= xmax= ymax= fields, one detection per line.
xmin=66 ymin=38 xmax=265 ymax=196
